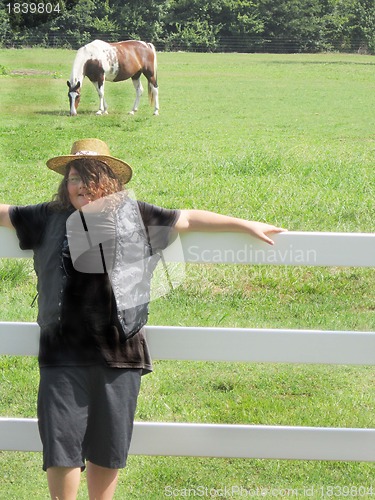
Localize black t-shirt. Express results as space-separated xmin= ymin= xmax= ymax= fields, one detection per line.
xmin=9 ymin=200 xmax=180 ymax=371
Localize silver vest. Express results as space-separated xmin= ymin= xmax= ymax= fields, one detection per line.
xmin=66 ymin=192 xmax=160 ymax=339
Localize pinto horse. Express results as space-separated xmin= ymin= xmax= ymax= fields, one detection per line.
xmin=67 ymin=39 xmax=159 ymax=116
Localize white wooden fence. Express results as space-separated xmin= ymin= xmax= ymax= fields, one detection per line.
xmin=1 ymin=227 xmax=375 ymax=461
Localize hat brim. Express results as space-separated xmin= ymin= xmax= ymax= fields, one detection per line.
xmin=46 ymin=154 xmax=132 ymax=184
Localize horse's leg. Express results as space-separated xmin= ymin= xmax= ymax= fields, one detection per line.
xmin=129 ymin=77 xmax=143 ymax=115
xmin=149 ymin=83 xmax=159 ymax=116
xmin=94 ymin=81 xmax=108 ymax=115
xmin=145 ymin=70 xmax=159 ymax=116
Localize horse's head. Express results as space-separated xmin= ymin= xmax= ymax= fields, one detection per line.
xmin=67 ymin=81 xmax=81 ymax=116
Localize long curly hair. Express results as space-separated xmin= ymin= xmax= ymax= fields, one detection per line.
xmin=53 ymin=158 xmax=124 ymax=209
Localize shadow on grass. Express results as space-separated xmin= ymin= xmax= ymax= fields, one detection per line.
xmin=35 ymin=110 xmax=98 ymax=116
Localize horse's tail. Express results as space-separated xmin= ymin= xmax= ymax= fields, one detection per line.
xmin=147 ymin=43 xmax=158 ymax=106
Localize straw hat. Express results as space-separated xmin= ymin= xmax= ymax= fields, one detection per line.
xmin=46 ymin=138 xmax=132 ymax=184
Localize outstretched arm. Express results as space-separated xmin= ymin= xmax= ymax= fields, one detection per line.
xmin=0 ymin=204 xmax=13 ymax=229
xmin=175 ymin=209 xmax=286 ymax=246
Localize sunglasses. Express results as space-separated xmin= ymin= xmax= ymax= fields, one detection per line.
xmin=66 ymin=175 xmax=84 ymax=185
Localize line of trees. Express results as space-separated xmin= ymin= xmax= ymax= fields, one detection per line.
xmin=1 ymin=0 xmax=375 ymax=53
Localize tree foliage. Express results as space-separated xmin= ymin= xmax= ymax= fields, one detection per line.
xmin=1 ymin=0 xmax=374 ymax=53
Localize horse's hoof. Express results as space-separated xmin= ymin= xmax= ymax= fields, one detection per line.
xmin=128 ymin=110 xmax=135 ymax=115
xmin=96 ymin=110 xmax=103 ymax=115
xmin=153 ymin=111 xmax=159 ymax=116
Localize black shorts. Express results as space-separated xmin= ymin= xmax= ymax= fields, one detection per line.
xmin=37 ymin=365 xmax=142 ymax=471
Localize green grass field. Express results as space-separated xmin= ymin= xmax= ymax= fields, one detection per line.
xmin=0 ymin=49 xmax=374 ymax=498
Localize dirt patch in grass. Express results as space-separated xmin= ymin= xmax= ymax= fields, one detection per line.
xmin=10 ymin=69 xmax=54 ymax=76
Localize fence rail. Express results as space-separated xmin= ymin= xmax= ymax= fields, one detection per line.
xmin=2 ymin=227 xmax=375 ymax=267
xmin=1 ymin=323 xmax=375 ymax=366
xmin=1 ymin=228 xmax=374 ymax=461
